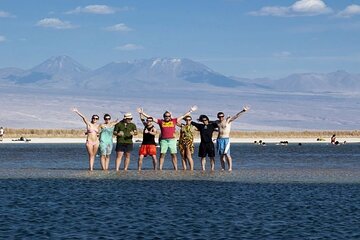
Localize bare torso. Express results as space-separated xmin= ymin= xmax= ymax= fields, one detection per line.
xmin=217 ymin=119 xmax=232 ymax=138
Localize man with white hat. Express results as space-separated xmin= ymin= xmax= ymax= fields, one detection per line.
xmin=113 ymin=113 xmax=137 ymax=171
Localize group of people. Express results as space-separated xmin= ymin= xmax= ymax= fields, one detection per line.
xmin=73 ymin=105 xmax=249 ymax=171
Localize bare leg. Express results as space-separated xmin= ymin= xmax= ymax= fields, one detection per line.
xmin=115 ymin=151 xmax=124 ymax=171
xmin=151 ymin=155 xmax=157 ymax=170
xmin=226 ymin=154 xmax=232 ymax=171
xmin=86 ymin=144 xmax=93 ymax=171
xmin=210 ymin=157 xmax=215 ymax=171
xmin=159 ymin=153 xmax=166 ymax=170
xmin=86 ymin=143 xmax=99 ymax=171
xmin=138 ymin=155 xmax=144 ymax=171
xmin=220 ymin=154 xmax=226 ymax=170
xmin=186 ymin=147 xmax=194 ymax=170
xmin=201 ymin=157 xmax=206 ymax=171
xmin=180 ymin=150 xmax=186 ymax=170
xmin=124 ymin=152 xmax=131 ymax=170
xmin=100 ymin=155 xmax=106 ymax=170
xmin=105 ymin=155 xmax=110 ymax=170
xmin=171 ymin=153 xmax=178 ymax=170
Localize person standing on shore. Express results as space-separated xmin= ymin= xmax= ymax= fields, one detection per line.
xmin=137 ymin=105 xmax=197 ymax=170
xmin=72 ymin=108 xmax=100 ymax=171
xmin=216 ymin=106 xmax=249 ymax=171
xmin=99 ymin=114 xmax=119 ymax=170
xmin=191 ymin=115 xmax=218 ymax=171
xmin=178 ymin=116 xmax=195 ymax=170
xmin=113 ymin=113 xmax=137 ymax=171
xmin=0 ymin=127 xmax=4 ymax=141
xmin=138 ymin=112 xmax=158 ymax=171
xmin=331 ymin=134 xmax=336 ymax=144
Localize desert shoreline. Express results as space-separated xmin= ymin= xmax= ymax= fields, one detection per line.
xmin=1 ymin=128 xmax=360 ymax=144
xmin=1 ymin=137 xmax=359 ymax=144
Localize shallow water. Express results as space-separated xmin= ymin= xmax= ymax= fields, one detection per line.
xmin=1 ymin=143 xmax=360 ymax=239
xmin=1 ymin=142 xmax=360 ymax=171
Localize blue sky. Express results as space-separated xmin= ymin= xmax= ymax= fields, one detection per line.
xmin=0 ymin=0 xmax=360 ymax=78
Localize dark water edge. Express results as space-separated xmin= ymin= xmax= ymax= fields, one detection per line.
xmin=1 ymin=179 xmax=360 ymax=240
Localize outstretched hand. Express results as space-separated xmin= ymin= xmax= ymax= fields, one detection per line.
xmin=243 ymin=106 xmax=250 ymax=112
xmin=137 ymin=107 xmax=143 ymax=114
xmin=72 ymin=107 xmax=79 ymax=112
xmin=190 ymin=105 xmax=198 ymax=112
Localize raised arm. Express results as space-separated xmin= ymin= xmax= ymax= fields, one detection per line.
xmin=72 ymin=107 xmax=90 ymax=126
xmin=107 ymin=119 xmax=120 ymax=128
xmin=137 ymin=107 xmax=158 ymax=123
xmin=138 ymin=111 xmax=147 ymax=127
xmin=228 ymin=106 xmax=250 ymax=123
xmin=176 ymin=105 xmax=198 ymax=124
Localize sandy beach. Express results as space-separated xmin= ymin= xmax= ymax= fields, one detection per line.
xmin=1 ymin=137 xmax=359 ymax=144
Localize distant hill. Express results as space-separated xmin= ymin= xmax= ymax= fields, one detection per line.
xmin=2 ymin=56 xmax=359 ymax=93
xmin=267 ymin=70 xmax=360 ymax=93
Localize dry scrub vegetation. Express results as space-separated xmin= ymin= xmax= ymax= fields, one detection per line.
xmin=3 ymin=128 xmax=360 ymax=139
xmin=3 ymin=128 xmax=86 ymax=138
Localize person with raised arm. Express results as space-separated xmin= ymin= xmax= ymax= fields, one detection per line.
xmin=137 ymin=112 xmax=158 ymax=171
xmin=191 ymin=115 xmax=218 ymax=171
xmin=98 ymin=114 xmax=119 ymax=170
xmin=113 ymin=113 xmax=137 ymax=171
xmin=178 ymin=115 xmax=195 ymax=170
xmin=137 ymin=105 xmax=197 ymax=170
xmin=216 ymin=106 xmax=250 ymax=171
xmin=72 ymin=108 xmax=100 ymax=171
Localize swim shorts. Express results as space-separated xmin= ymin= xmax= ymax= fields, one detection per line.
xmin=217 ymin=138 xmax=230 ymax=155
xmin=139 ymin=144 xmax=157 ymax=156
xmin=116 ymin=143 xmax=134 ymax=153
xmin=198 ymin=142 xmax=215 ymax=158
xmin=160 ymin=139 xmax=177 ymax=154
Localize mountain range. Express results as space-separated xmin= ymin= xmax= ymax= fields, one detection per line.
xmin=2 ymin=55 xmax=360 ymax=93
xmin=0 ymin=55 xmax=359 ymax=130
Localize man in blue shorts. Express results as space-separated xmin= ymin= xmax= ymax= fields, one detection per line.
xmin=216 ymin=106 xmax=249 ymax=171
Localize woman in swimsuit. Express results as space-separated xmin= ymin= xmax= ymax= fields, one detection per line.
xmin=99 ymin=114 xmax=119 ymax=170
xmin=73 ymin=108 xmax=100 ymax=171
xmin=178 ymin=116 xmax=195 ymax=170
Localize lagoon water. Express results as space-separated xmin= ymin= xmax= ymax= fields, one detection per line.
xmin=1 ymin=143 xmax=360 ymax=239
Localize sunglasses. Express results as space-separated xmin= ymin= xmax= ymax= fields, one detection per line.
xmin=218 ymin=115 xmax=224 ymax=118
xmin=104 ymin=118 xmax=111 ymax=120
xmin=164 ymin=115 xmax=171 ymax=118
xmin=92 ymin=118 xmax=99 ymax=120
xmin=185 ymin=119 xmax=192 ymax=121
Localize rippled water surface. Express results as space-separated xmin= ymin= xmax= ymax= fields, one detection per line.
xmin=1 ymin=143 xmax=360 ymax=239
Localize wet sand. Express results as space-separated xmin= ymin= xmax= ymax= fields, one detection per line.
xmin=1 ymin=168 xmax=360 ymax=183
